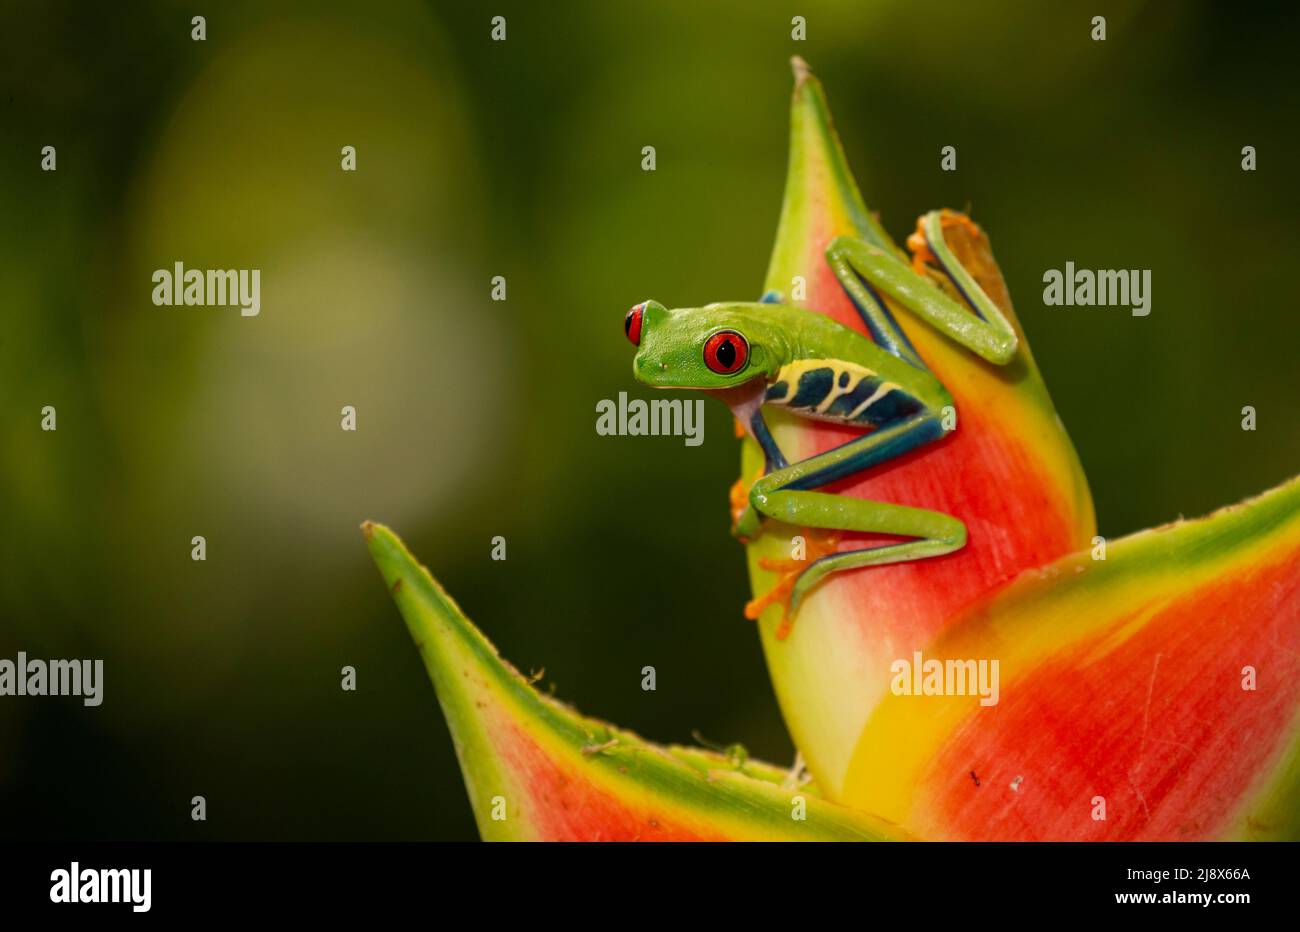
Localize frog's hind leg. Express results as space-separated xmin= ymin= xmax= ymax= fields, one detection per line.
xmin=752 ymin=495 xmax=965 ymax=640
xmin=787 ymin=505 xmax=965 ymax=615
xmin=906 ymin=209 xmax=1005 ymax=330
xmin=825 ymin=245 xmax=925 ymax=369
xmin=826 ymin=212 xmax=1018 ymax=366
xmin=743 ymin=411 xmax=966 ymax=639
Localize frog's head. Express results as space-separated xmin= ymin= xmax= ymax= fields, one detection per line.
xmin=626 ymin=300 xmax=783 ymax=390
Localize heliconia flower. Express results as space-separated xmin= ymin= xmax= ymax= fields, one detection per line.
xmin=366 ymin=58 xmax=1300 ymax=841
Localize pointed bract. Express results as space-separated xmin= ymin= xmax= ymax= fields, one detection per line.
xmin=748 ymin=59 xmax=1095 ymax=795
xmin=363 ymin=522 xmax=910 ymax=841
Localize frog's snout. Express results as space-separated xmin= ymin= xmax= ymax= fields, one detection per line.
xmin=631 ymin=348 xmax=661 ymax=383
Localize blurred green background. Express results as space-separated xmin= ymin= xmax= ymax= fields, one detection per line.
xmin=2 ymin=0 xmax=1297 ymax=840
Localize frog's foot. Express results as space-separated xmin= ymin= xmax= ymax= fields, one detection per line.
xmin=906 ymin=209 xmax=983 ymax=277
xmin=743 ymin=528 xmax=843 ymax=640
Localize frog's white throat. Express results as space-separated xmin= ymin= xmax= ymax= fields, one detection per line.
xmin=707 ymin=379 xmax=769 ymax=441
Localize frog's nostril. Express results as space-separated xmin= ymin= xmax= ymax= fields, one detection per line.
xmin=625 ymin=303 xmax=646 ymax=346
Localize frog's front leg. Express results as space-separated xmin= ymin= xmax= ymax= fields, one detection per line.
xmin=731 ymin=408 xmax=787 ymax=541
xmin=742 ymin=411 xmax=966 ymax=639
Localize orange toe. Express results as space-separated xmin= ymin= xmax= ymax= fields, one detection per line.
xmin=745 ymin=528 xmax=843 ymax=640
xmin=908 ymin=210 xmax=983 ymax=276
xmin=906 ymin=225 xmax=935 ymax=276
xmin=729 ymin=466 xmax=763 ymax=528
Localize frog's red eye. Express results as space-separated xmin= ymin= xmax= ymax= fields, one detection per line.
xmin=625 ymin=303 xmax=645 ymax=346
xmin=703 ymin=330 xmax=749 ymax=375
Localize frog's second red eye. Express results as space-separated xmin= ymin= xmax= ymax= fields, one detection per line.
xmin=703 ymin=330 xmax=749 ymax=375
xmin=625 ymin=303 xmax=646 ymax=346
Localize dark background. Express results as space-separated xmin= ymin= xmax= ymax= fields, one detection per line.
xmin=2 ymin=1 xmax=1297 ymax=840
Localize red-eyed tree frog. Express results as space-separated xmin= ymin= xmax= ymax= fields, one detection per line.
xmin=625 ymin=210 xmax=1018 ymax=638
